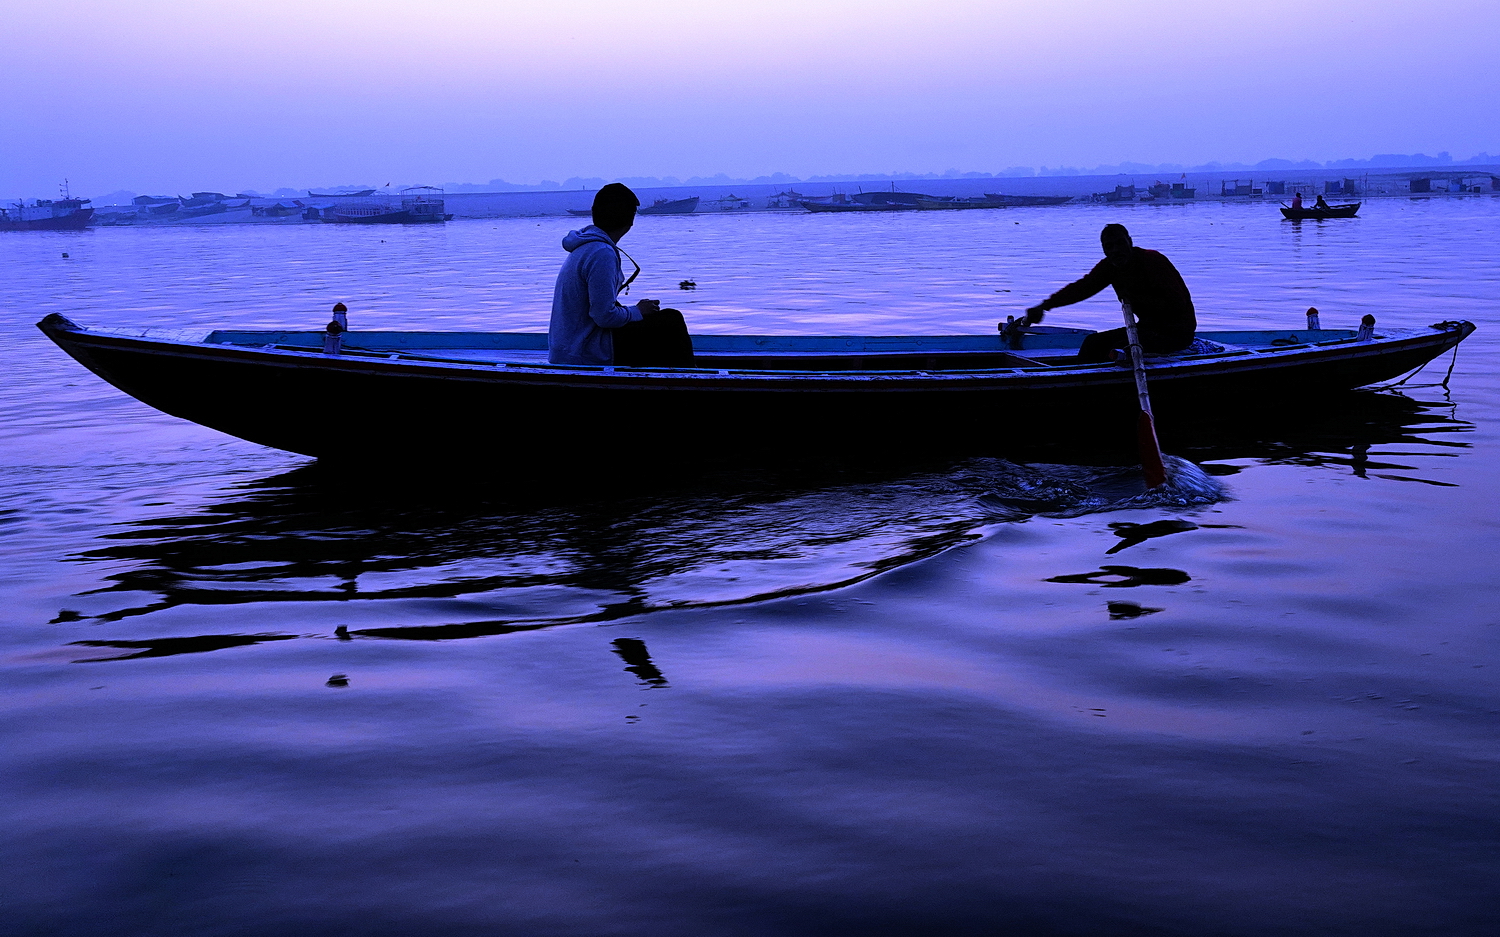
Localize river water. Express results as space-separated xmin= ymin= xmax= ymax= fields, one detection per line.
xmin=3 ymin=199 xmax=1498 ymax=936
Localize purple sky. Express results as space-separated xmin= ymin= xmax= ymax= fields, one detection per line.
xmin=4 ymin=0 xmax=1496 ymax=196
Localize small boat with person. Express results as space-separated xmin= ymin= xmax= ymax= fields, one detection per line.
xmin=1281 ymin=201 xmax=1361 ymax=220
xmin=38 ymin=310 xmax=1473 ymax=462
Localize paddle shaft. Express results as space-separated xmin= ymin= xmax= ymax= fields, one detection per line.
xmin=1121 ymin=303 xmax=1168 ymax=489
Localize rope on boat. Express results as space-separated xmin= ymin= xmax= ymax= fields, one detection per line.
xmin=1372 ymin=342 xmax=1462 ymax=391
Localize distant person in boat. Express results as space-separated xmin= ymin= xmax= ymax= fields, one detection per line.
xmin=1290 ymin=191 xmax=1304 ymax=209
xmin=1023 ymin=223 xmax=1196 ymax=362
xmin=549 ymin=183 xmax=693 ymax=367
xmin=1315 ymin=194 xmax=1330 ymax=210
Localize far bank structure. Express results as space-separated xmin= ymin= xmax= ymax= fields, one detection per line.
xmin=12 ymin=166 xmax=1500 ymax=228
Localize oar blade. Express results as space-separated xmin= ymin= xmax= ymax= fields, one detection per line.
xmin=1137 ymin=411 xmax=1167 ymax=489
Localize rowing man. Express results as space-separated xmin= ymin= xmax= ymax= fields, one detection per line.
xmin=1022 ymin=223 xmax=1197 ymax=362
xmin=549 ymin=183 xmax=693 ymax=367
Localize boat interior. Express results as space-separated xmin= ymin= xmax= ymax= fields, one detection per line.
xmin=203 ymin=326 xmax=1370 ymax=373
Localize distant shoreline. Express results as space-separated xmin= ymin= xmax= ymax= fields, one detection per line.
xmin=67 ymin=163 xmax=1498 ymax=226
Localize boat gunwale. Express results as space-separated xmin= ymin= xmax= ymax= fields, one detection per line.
xmin=39 ymin=317 xmax=1474 ymax=391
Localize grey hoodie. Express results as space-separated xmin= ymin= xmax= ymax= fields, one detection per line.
xmin=548 ymin=226 xmax=643 ymax=365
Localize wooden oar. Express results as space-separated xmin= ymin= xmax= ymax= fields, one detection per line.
xmin=1121 ymin=303 xmax=1168 ymax=489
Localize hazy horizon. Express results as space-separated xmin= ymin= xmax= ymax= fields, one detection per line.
xmin=28 ymin=147 xmax=1493 ymax=206
xmin=4 ymin=0 xmax=1496 ymax=198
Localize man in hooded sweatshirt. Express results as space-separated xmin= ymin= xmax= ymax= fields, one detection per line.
xmin=549 ymin=183 xmax=693 ymax=367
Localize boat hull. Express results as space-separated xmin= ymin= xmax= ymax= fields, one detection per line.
xmin=323 ymin=210 xmax=450 ymax=224
xmin=638 ymin=197 xmax=699 ymax=215
xmin=37 ymin=317 xmax=1473 ymax=461
xmin=983 ymin=195 xmax=1073 ymax=206
xmin=915 ymin=198 xmax=1004 ymax=210
xmin=800 ymin=201 xmax=912 ymax=213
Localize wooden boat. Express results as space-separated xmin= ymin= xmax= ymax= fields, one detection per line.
xmin=639 ymin=196 xmax=699 ymax=215
xmin=323 ymin=207 xmax=451 ymax=224
xmin=1281 ymin=202 xmax=1361 ymax=220
xmin=323 ymin=186 xmax=452 ymax=224
xmin=914 ymin=197 xmax=1004 ymax=210
xmin=852 ymin=191 xmax=931 ymax=207
xmin=983 ymin=194 xmax=1073 ymax=206
xmin=37 ymin=313 xmax=1474 ymax=461
xmin=323 ymin=208 xmax=427 ymax=224
xmin=800 ymin=200 xmax=913 ymax=213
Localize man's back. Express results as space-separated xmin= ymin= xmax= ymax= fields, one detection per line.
xmin=1112 ymin=248 xmax=1194 ymax=324
xmin=549 ymin=226 xmax=641 ymax=365
xmin=1047 ymin=246 xmax=1195 ymax=340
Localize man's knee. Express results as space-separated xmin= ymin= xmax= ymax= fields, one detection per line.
xmin=1078 ymin=329 xmax=1123 ymax=362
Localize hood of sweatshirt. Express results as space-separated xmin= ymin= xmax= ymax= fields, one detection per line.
xmin=561 ymin=225 xmax=616 ymax=252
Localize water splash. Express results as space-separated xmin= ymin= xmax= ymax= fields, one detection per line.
xmin=977 ymin=455 xmax=1230 ymax=519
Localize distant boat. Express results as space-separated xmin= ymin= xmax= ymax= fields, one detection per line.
xmin=325 ymin=208 xmax=429 ymax=224
xmin=639 ymin=196 xmax=699 ymax=215
xmin=569 ymin=195 xmax=700 ymax=217
xmin=982 ymin=194 xmax=1074 ymax=206
xmin=797 ymin=188 xmax=930 ymax=212
xmin=851 ymin=190 xmax=932 ymax=207
xmin=1281 ymin=202 xmax=1360 ymax=220
xmin=309 ymin=190 xmax=378 ymax=197
xmin=764 ymin=190 xmax=807 ymax=209
xmin=1099 ymin=185 xmax=1138 ymax=203
xmin=323 ymin=186 xmax=452 ymax=224
xmin=800 ymin=200 xmax=912 ymax=213
xmin=914 ymin=196 xmax=1004 ymax=210
xmin=0 ymin=196 xmax=94 ymax=231
xmin=178 ymin=201 xmax=232 ymax=218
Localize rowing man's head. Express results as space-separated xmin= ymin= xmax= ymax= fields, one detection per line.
xmin=1101 ymin=223 xmax=1133 ymax=265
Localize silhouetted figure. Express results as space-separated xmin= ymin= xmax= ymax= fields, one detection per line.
xmin=1315 ymin=194 xmax=1331 ymax=210
xmin=1024 ymin=224 xmax=1197 ymax=362
xmin=549 ymin=183 xmax=693 ymax=367
xmin=1291 ymin=191 xmax=1304 ymax=209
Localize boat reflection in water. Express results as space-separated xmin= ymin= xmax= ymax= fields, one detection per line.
xmin=62 ymin=389 xmax=1468 ymax=660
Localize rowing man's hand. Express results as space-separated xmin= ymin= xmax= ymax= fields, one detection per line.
xmin=636 ymin=299 xmax=661 ymax=317
xmin=1024 ymin=305 xmax=1047 ymax=325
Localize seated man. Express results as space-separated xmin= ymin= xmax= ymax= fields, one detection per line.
xmin=1022 ymin=223 xmax=1196 ymax=363
xmin=1315 ymin=194 xmax=1331 ymax=210
xmin=549 ymin=183 xmax=693 ymax=368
